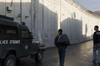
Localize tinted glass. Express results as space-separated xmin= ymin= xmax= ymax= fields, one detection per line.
xmin=21 ymin=30 xmax=30 ymax=39
xmin=0 ymin=24 xmax=18 ymax=39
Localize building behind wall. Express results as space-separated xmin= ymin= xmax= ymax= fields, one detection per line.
xmin=0 ymin=0 xmax=100 ymax=48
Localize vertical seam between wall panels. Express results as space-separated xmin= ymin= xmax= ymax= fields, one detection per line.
xmin=60 ymin=0 xmax=61 ymax=26
xmin=20 ymin=0 xmax=22 ymax=24
xmin=42 ymin=0 xmax=44 ymax=44
xmin=31 ymin=0 xmax=32 ymax=32
xmin=5 ymin=0 xmax=6 ymax=15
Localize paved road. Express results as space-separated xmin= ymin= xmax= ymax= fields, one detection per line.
xmin=17 ymin=41 xmax=99 ymax=66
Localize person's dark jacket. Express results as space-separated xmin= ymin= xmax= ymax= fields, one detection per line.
xmin=93 ymin=31 xmax=100 ymax=45
xmin=54 ymin=33 xmax=70 ymax=48
xmin=64 ymin=34 xmax=70 ymax=46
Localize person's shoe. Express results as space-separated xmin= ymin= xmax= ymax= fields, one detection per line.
xmin=93 ymin=60 xmax=96 ymax=64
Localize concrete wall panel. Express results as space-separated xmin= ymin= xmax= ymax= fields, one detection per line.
xmin=0 ymin=0 xmax=5 ymax=15
xmin=0 ymin=0 xmax=100 ymax=48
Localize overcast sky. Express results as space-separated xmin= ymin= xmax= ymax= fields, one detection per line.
xmin=73 ymin=0 xmax=100 ymax=12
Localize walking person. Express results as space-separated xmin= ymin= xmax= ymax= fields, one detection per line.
xmin=54 ymin=29 xmax=70 ymax=66
xmin=93 ymin=25 xmax=100 ymax=65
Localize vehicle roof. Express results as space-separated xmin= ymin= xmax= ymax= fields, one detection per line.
xmin=0 ymin=18 xmax=28 ymax=29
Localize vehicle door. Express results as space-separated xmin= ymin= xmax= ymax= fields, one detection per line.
xmin=21 ymin=29 xmax=32 ymax=55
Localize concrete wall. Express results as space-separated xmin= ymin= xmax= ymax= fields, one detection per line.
xmin=0 ymin=0 xmax=100 ymax=48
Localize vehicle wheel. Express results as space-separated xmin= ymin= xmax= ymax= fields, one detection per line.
xmin=35 ymin=50 xmax=43 ymax=62
xmin=4 ymin=54 xmax=16 ymax=66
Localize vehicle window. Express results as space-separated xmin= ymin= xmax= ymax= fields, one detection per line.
xmin=0 ymin=24 xmax=18 ymax=39
xmin=6 ymin=30 xmax=16 ymax=34
xmin=21 ymin=30 xmax=30 ymax=39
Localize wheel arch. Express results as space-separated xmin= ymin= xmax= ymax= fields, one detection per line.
xmin=1 ymin=48 xmax=17 ymax=59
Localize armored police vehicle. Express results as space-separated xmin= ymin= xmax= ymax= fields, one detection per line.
xmin=0 ymin=15 xmax=44 ymax=66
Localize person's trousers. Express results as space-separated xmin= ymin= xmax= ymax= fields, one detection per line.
xmin=93 ymin=43 xmax=100 ymax=63
xmin=58 ymin=47 xmax=66 ymax=66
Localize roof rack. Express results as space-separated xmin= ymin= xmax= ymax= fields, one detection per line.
xmin=0 ymin=15 xmax=14 ymax=21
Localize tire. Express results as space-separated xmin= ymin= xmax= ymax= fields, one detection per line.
xmin=4 ymin=54 xmax=16 ymax=66
xmin=35 ymin=50 xmax=43 ymax=62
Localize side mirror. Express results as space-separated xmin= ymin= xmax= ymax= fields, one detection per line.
xmin=29 ymin=32 xmax=34 ymax=39
xmin=31 ymin=35 xmax=34 ymax=39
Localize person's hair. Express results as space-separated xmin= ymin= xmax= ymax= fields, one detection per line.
xmin=58 ymin=29 xmax=63 ymax=33
xmin=95 ymin=25 xmax=99 ymax=29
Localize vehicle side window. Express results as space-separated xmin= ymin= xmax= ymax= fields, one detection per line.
xmin=21 ymin=30 xmax=30 ymax=39
xmin=0 ymin=24 xmax=18 ymax=39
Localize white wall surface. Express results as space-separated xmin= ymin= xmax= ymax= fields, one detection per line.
xmin=0 ymin=0 xmax=100 ymax=48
